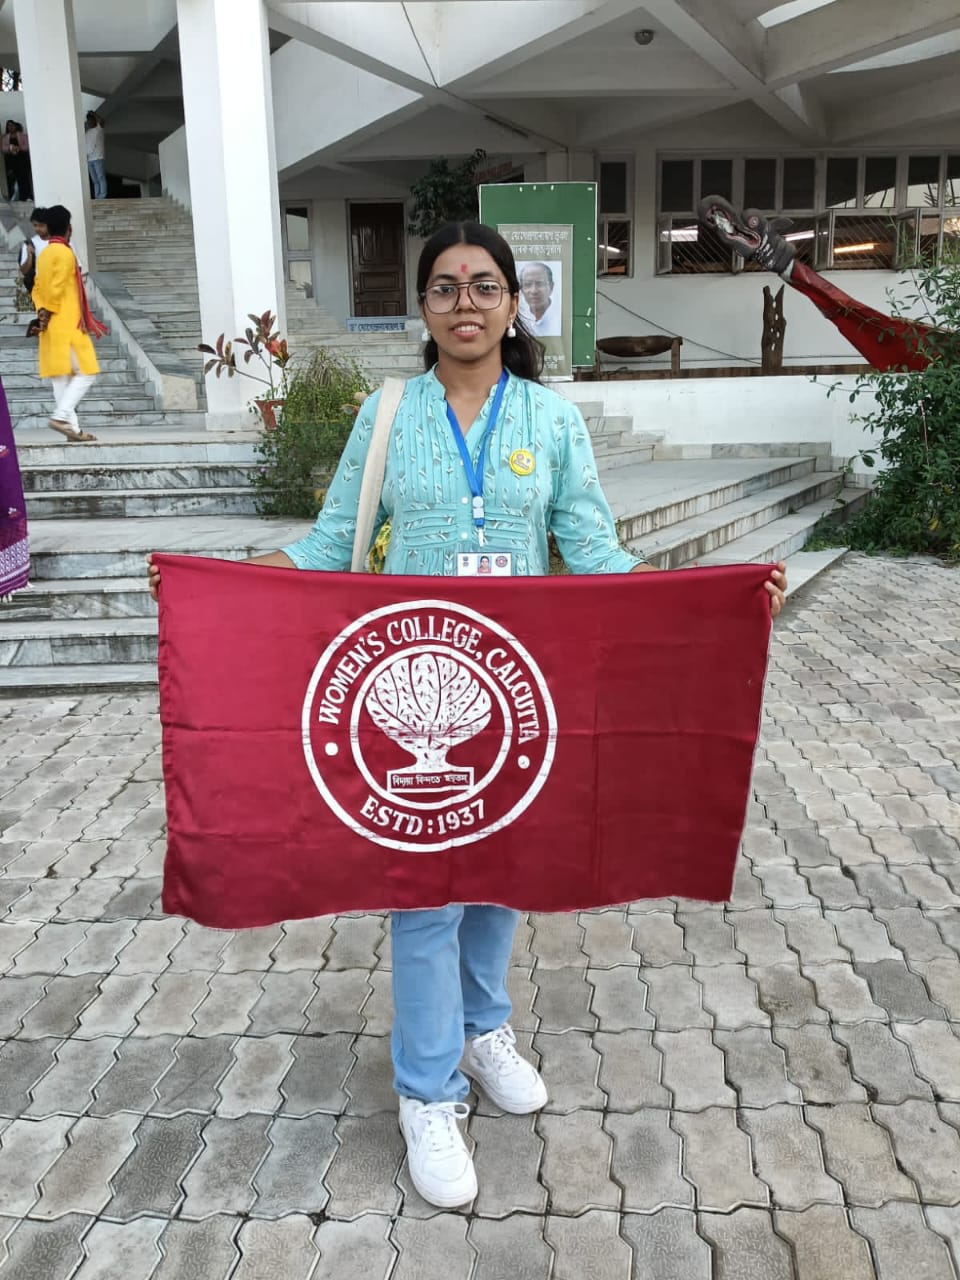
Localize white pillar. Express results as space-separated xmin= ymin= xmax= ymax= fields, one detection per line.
xmin=544 ymin=151 xmax=570 ymax=181
xmin=177 ymin=0 xmax=285 ymax=428
xmin=13 ymin=0 xmax=95 ymax=270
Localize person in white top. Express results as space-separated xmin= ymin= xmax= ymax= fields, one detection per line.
xmin=16 ymin=207 xmax=49 ymax=314
xmin=518 ymin=261 xmax=561 ymax=337
xmin=85 ymin=111 xmax=107 ymax=200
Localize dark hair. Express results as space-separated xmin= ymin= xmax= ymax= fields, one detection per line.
xmin=417 ymin=221 xmax=544 ymax=382
xmin=44 ymin=205 xmax=71 ymax=237
xmin=29 ymin=207 xmax=47 ymax=226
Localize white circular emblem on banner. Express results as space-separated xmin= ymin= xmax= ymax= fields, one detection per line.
xmin=302 ymin=599 xmax=557 ymax=851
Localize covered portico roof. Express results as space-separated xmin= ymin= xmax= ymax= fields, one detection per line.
xmin=1 ymin=0 xmax=959 ymax=182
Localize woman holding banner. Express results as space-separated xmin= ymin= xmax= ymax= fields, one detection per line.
xmin=149 ymin=221 xmax=786 ymax=1209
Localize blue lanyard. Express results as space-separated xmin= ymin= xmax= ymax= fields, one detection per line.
xmin=445 ymin=370 xmax=508 ymax=546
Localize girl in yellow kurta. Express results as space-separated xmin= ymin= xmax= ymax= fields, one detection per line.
xmin=32 ymin=204 xmax=101 ymax=442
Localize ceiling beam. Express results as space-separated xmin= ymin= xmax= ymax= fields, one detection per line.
xmin=574 ymin=94 xmax=737 ymax=146
xmin=267 ymin=3 xmax=436 ymax=97
xmin=767 ymin=83 xmax=826 ymax=138
xmin=266 ymin=1 xmax=570 ymax=148
xmin=764 ymin=0 xmax=960 ymax=86
xmin=832 ymin=71 xmax=960 ymax=142
xmin=641 ymin=0 xmax=826 ymax=141
xmin=90 ymin=27 xmax=179 ymax=121
xmin=470 ymin=50 xmax=731 ymax=98
xmin=279 ymin=99 xmax=432 ymax=178
xmin=438 ymin=0 xmax=646 ymax=89
xmin=643 ymin=0 xmax=764 ymax=82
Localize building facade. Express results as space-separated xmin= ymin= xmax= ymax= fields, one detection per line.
xmin=2 ymin=0 xmax=960 ymax=418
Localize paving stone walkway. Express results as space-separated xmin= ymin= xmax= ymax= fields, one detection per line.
xmin=0 ymin=552 xmax=959 ymax=1279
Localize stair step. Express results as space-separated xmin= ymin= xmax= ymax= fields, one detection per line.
xmin=629 ymin=472 xmax=844 ymax=568
xmin=0 ymin=358 xmax=134 ymax=373
xmin=780 ymin=547 xmax=849 ymax=597
xmin=21 ymin=461 xmax=255 ymax=492
xmin=14 ymin=435 xmax=257 ymax=466
xmin=0 ymin=663 xmax=158 ymax=695
xmin=7 ymin=395 xmax=157 ymax=411
xmin=0 ymin=577 xmax=153 ymax=621
xmin=610 ymin=458 xmax=817 ymax=542
xmin=590 ymin=441 xmax=658 ymax=464
xmin=27 ymin=486 xmax=260 ymax=519
xmin=0 ymin=616 xmax=158 ymax=666
xmin=13 ymin=410 xmax=214 ymax=428
xmin=691 ymin=488 xmax=871 ymax=567
xmin=26 ymin=515 xmax=312 ymax=579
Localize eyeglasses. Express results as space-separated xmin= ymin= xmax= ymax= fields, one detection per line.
xmin=421 ymin=280 xmax=506 ymax=313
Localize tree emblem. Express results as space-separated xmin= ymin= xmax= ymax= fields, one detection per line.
xmin=365 ymin=653 xmax=491 ymax=774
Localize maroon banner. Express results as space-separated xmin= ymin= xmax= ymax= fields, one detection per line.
xmin=156 ymin=555 xmax=772 ymax=928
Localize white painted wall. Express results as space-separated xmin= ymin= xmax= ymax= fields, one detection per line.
xmin=304 ymin=199 xmax=352 ymax=321
xmin=270 ymin=38 xmax=421 ymax=175
xmin=158 ymin=125 xmax=191 ymax=209
xmin=561 ymin=373 xmax=881 ymax=474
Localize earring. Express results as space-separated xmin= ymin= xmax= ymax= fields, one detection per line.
xmin=421 ymin=328 xmax=430 ymax=342
xmin=506 ymin=323 xmax=517 ymax=338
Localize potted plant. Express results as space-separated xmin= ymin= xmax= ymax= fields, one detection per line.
xmin=251 ymin=347 xmax=371 ymax=519
xmin=198 ymin=310 xmax=292 ymax=427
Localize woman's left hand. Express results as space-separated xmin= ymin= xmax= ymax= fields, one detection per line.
xmin=765 ymin=561 xmax=787 ymax=618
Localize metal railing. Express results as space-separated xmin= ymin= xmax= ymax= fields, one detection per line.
xmin=658 ymin=209 xmax=960 ymax=274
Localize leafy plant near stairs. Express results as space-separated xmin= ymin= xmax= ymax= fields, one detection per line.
xmin=409 ymin=149 xmax=486 ymax=238
xmin=251 ymin=348 xmax=371 ymax=519
xmin=809 ymin=252 xmax=960 ymax=562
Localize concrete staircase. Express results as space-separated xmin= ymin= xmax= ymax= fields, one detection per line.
xmin=0 ymin=418 xmax=867 ymax=694
xmin=0 ymin=251 xmax=198 ymax=435
xmin=0 ymin=215 xmax=210 ymax=435
xmin=285 ymin=293 xmax=423 ymax=381
xmin=90 ymin=198 xmax=203 ymax=376
xmin=88 ymin=197 xmax=424 ymax=384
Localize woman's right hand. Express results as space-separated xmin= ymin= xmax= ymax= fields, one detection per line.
xmin=146 ymin=555 xmax=160 ymax=602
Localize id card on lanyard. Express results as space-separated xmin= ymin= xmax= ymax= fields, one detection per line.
xmin=445 ymin=370 xmax=508 ymax=549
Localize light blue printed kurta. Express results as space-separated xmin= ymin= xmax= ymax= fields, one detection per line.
xmin=283 ymin=369 xmax=643 ymax=576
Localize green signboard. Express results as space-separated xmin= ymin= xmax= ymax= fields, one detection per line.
xmin=478 ymin=182 xmax=598 ymax=372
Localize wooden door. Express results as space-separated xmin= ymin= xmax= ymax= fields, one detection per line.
xmin=349 ymin=202 xmax=406 ymax=316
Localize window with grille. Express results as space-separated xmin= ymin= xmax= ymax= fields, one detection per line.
xmin=657 ymin=152 xmax=960 ymax=274
xmin=598 ymin=158 xmax=633 ymax=277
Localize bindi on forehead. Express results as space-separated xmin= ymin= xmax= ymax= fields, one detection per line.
xmin=459 ymin=263 xmax=470 ymax=274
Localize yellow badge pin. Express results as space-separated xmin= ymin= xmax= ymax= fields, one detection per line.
xmin=509 ymin=449 xmax=535 ymax=477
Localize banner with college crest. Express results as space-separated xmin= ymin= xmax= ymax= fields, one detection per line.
xmin=156 ymin=555 xmax=773 ymax=929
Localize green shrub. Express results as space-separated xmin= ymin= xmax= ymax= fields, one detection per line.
xmin=251 ymin=348 xmax=371 ymax=519
xmin=814 ymin=252 xmax=960 ymax=562
xmin=409 ymin=149 xmax=486 ymax=239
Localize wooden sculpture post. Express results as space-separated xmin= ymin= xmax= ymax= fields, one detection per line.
xmin=761 ymin=284 xmax=786 ymax=374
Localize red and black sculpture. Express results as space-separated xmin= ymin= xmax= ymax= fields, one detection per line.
xmin=698 ymin=195 xmax=952 ymax=373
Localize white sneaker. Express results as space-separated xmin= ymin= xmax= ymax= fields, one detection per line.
xmin=398 ymin=1097 xmax=477 ymax=1208
xmin=462 ymin=1023 xmax=548 ymax=1114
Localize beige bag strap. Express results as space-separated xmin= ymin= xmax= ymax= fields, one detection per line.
xmin=351 ymin=377 xmax=406 ymax=572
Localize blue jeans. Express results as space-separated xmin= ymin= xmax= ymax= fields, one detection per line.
xmin=391 ymin=903 xmax=519 ymax=1102
xmin=88 ymin=158 xmax=107 ymax=200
